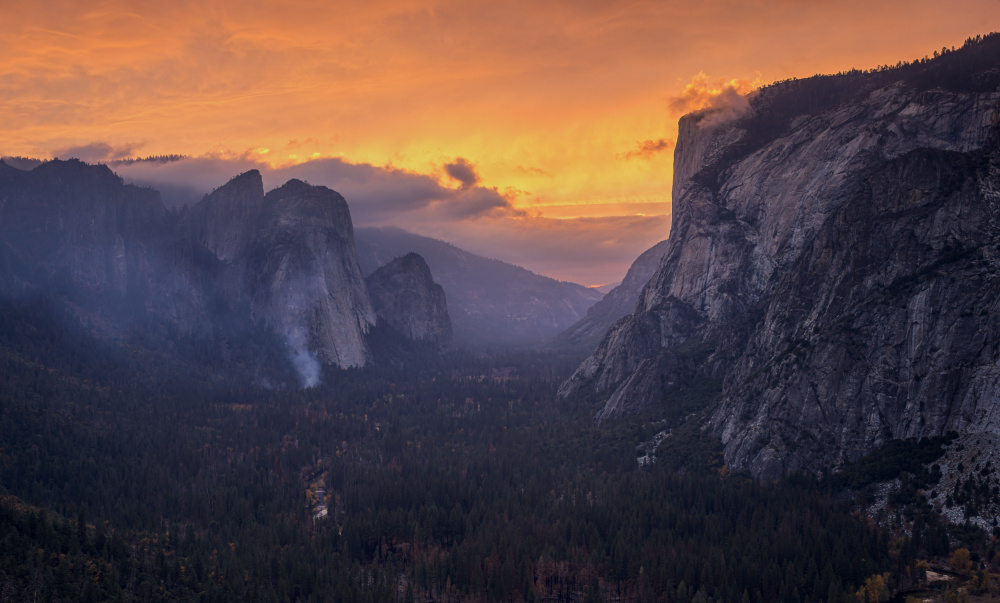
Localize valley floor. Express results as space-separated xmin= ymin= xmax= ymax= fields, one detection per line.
xmin=0 ymin=305 xmax=995 ymax=602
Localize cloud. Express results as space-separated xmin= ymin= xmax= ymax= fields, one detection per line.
xmin=696 ymin=88 xmax=752 ymax=129
xmin=623 ymin=138 xmax=675 ymax=160
xmin=52 ymin=141 xmax=143 ymax=163
xmin=112 ymin=153 xmax=263 ymax=207
xmin=0 ymin=157 xmax=44 ymax=171
xmin=113 ymin=153 xmax=517 ymax=223
xmin=668 ymin=73 xmax=762 ymax=129
xmin=444 ymin=157 xmax=480 ymax=188
xmin=110 ymin=151 xmax=666 ymax=285
xmin=276 ymin=158 xmax=514 ymax=223
xmin=516 ymin=165 xmax=552 ymax=177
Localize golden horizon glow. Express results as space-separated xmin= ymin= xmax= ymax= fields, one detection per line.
xmin=3 ymin=0 xmax=1000 ymax=283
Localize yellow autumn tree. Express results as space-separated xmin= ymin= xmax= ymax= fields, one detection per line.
xmin=855 ymin=572 xmax=892 ymax=603
xmin=950 ymin=548 xmax=972 ymax=572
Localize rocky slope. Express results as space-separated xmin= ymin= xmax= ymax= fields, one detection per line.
xmin=555 ymin=239 xmax=669 ymax=351
xmin=559 ymin=35 xmax=1000 ymax=478
xmin=355 ymin=227 xmax=602 ymax=346
xmin=185 ymin=170 xmax=264 ymax=263
xmin=365 ymin=252 xmax=451 ymax=345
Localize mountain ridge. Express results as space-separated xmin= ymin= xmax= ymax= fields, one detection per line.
xmin=0 ymin=162 xmax=389 ymax=385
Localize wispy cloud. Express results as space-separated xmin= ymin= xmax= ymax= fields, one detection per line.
xmin=52 ymin=141 xmax=143 ymax=163
xmin=623 ymin=138 xmax=675 ymax=160
xmin=116 ymin=154 xmax=518 ymax=222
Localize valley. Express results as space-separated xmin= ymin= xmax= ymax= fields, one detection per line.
xmin=0 ymin=315 xmax=911 ymax=602
xmin=2 ymin=30 xmax=1000 ymax=603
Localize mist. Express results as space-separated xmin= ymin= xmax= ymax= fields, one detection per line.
xmin=285 ymin=324 xmax=321 ymax=388
xmin=111 ymin=155 xmax=669 ymax=286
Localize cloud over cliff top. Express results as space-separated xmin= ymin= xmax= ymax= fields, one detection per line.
xmin=669 ymin=73 xmax=761 ymax=128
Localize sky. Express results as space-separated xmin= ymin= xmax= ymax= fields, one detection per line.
xmin=3 ymin=1 xmax=999 ymax=286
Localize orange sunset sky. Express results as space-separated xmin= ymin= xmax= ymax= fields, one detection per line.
xmin=3 ymin=0 xmax=1000 ymax=285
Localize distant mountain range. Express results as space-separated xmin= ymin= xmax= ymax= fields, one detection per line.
xmin=354 ymin=227 xmax=603 ymax=346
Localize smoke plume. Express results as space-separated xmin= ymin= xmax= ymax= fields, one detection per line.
xmin=285 ymin=324 xmax=321 ymax=388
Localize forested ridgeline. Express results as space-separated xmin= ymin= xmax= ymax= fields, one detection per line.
xmin=0 ymin=299 xmax=982 ymax=602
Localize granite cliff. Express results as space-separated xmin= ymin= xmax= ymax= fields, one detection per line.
xmin=184 ymin=172 xmax=375 ymax=374
xmin=365 ymin=252 xmax=451 ymax=346
xmin=246 ymin=179 xmax=375 ymax=373
xmin=560 ymin=35 xmax=1000 ymax=478
xmin=716 ymin=109 xmax=1000 ymax=480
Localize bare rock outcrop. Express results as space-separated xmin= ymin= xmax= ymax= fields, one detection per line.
xmin=185 ymin=170 xmax=264 ymax=263
xmin=186 ymin=173 xmax=376 ymax=372
xmin=354 ymin=226 xmax=602 ymax=347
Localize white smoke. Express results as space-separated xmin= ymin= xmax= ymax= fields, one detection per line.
xmin=285 ymin=324 xmax=321 ymax=388
xmin=275 ymin=272 xmax=328 ymax=389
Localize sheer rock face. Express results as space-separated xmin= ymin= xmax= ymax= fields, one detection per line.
xmin=188 ymin=172 xmax=376 ymax=368
xmin=188 ymin=175 xmax=376 ymax=370
xmin=185 ymin=170 xmax=264 ymax=263
xmin=365 ymin=252 xmax=452 ymax=345
xmin=247 ymin=179 xmax=375 ymax=369
xmin=556 ymin=239 xmax=669 ymax=350
xmin=559 ymin=50 xmax=1000 ymax=478
xmin=716 ymin=112 xmax=1000 ymax=481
